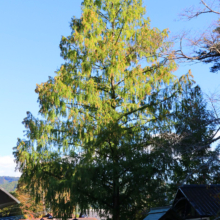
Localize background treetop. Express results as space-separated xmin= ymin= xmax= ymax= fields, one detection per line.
xmin=176 ymin=0 xmax=220 ymax=73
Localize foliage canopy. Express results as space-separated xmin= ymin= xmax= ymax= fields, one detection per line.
xmin=14 ymin=0 xmax=194 ymax=220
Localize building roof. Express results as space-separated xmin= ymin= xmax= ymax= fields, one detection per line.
xmin=78 ymin=218 xmax=98 ymax=220
xmin=176 ymin=184 xmax=220 ymax=217
xmin=0 ymin=187 xmax=20 ymax=209
xmin=143 ymin=207 xmax=170 ymax=220
xmin=0 ymin=215 xmax=23 ymax=220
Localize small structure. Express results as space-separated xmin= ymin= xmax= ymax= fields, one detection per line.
xmin=0 ymin=187 xmax=20 ymax=209
xmin=143 ymin=207 xmax=170 ymax=220
xmin=171 ymin=184 xmax=220 ymax=220
xmin=144 ymin=185 xmax=220 ymax=220
xmin=144 ymin=206 xmax=183 ymax=220
xmin=85 ymin=209 xmax=109 ymax=220
xmin=0 ymin=216 xmax=23 ymax=220
xmin=78 ymin=218 xmax=98 ymax=220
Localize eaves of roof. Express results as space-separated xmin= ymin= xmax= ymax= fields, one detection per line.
xmin=0 ymin=187 xmax=20 ymax=209
xmin=178 ymin=185 xmax=220 ymax=217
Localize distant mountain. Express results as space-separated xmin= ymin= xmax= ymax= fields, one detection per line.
xmin=0 ymin=176 xmax=19 ymax=192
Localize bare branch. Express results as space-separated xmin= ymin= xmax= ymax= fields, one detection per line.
xmin=179 ymin=152 xmax=220 ymax=184
xmin=180 ymin=0 xmax=220 ymax=20
xmin=174 ymin=22 xmax=220 ymax=66
xmin=201 ymin=0 xmax=220 ymax=15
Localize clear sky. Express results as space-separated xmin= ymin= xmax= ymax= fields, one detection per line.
xmin=0 ymin=0 xmax=220 ymax=177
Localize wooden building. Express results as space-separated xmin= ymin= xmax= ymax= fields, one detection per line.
xmin=0 ymin=187 xmax=20 ymax=209
xmin=144 ymin=185 xmax=220 ymax=220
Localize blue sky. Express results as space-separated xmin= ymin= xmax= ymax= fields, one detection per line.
xmin=0 ymin=0 xmax=220 ymax=176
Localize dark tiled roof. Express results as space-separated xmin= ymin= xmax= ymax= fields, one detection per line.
xmin=179 ymin=185 xmax=220 ymax=216
xmin=78 ymin=218 xmax=98 ymax=220
xmin=0 ymin=215 xmax=23 ymax=220
xmin=144 ymin=207 xmax=170 ymax=220
xmin=0 ymin=187 xmax=20 ymax=209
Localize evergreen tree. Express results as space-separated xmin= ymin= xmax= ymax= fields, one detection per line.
xmin=14 ymin=0 xmax=189 ymax=219
xmin=167 ymin=85 xmax=220 ymax=197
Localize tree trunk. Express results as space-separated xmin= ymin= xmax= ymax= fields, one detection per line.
xmin=113 ymin=178 xmax=120 ymax=220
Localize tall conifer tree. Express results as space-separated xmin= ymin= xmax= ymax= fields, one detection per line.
xmin=171 ymin=86 xmax=220 ymax=185
xmin=14 ymin=0 xmax=188 ymax=219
